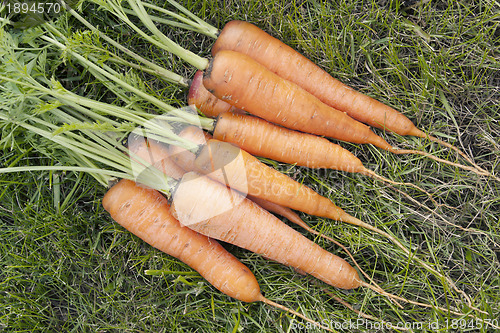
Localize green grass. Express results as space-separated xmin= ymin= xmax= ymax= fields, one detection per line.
xmin=1 ymin=0 xmax=499 ymax=332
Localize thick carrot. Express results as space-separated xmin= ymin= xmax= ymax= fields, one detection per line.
xmin=212 ymin=21 xmax=419 ymax=136
xmin=171 ymin=171 xmax=362 ymax=290
xmin=214 ymin=112 xmax=363 ymax=172
xmin=103 ymin=179 xmax=335 ymax=331
xmin=192 ymin=139 xmax=364 ymax=223
xmin=102 ymin=179 xmax=261 ymax=302
xmin=211 ymin=20 xmax=488 ymax=174
xmin=203 ymin=50 xmax=393 ymax=151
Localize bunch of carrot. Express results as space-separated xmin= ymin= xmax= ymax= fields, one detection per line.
xmin=52 ymin=0 xmax=500 ymax=319
xmin=2 ymin=2 xmax=496 ymax=330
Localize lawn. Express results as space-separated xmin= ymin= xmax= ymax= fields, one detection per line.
xmin=1 ymin=0 xmax=499 ymax=332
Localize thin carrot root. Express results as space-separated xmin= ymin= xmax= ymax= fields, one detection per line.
xmin=323 ymin=290 xmax=409 ymax=331
xmin=258 ymin=295 xmax=335 ymax=332
xmin=360 ymin=169 xmax=443 ymax=208
xmin=385 ymin=184 xmax=494 ymax=232
xmin=338 ymin=213 xmax=475 ymax=309
xmin=425 ymin=134 xmax=494 ymax=175
xmin=329 ymin=284 xmax=492 ymax=330
xmin=359 ymin=281 xmax=483 ymax=317
xmin=289 ymin=217 xmax=403 ymax=309
xmin=391 ymin=148 xmax=491 ymax=178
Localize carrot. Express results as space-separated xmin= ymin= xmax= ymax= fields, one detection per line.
xmin=127 ymin=133 xmax=185 ymax=179
xmin=103 ymin=179 xmax=260 ymax=302
xmin=203 ymin=50 xmax=393 ymax=151
xmin=169 ymin=170 xmax=480 ymax=317
xmin=139 ymin=126 xmax=388 ymax=289
xmin=211 ymin=20 xmax=487 ymax=174
xmin=213 ymin=112 xmax=435 ymax=203
xmin=202 ymin=50 xmax=488 ymax=176
xmin=188 ymin=70 xmax=243 ymax=117
xmin=171 ymin=171 xmax=362 ymax=290
xmin=214 ymin=112 xmax=364 ymax=172
xmin=103 ymin=179 xmax=335 ymax=331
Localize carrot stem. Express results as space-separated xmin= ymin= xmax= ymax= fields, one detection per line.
xmin=62 ymin=4 xmax=189 ymax=86
xmin=137 ymin=1 xmax=218 ymax=38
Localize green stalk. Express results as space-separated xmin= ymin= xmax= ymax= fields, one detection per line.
xmin=45 ymin=6 xmax=217 ymax=132
xmin=128 ymin=0 xmax=219 ymax=38
xmin=1 ymin=70 xmax=208 ymax=152
xmin=51 ymin=7 xmax=190 ymax=86
xmin=125 ymin=0 xmax=208 ymax=70
xmin=121 ymin=8 xmax=208 ymax=36
xmin=85 ymin=0 xmax=208 ymax=70
xmin=0 ymin=111 xmax=175 ymax=195
xmin=39 ymin=31 xmax=214 ymax=131
xmin=40 ymin=32 xmax=176 ymax=112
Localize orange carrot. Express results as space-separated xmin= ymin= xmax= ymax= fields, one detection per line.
xmin=202 ymin=50 xmax=487 ymax=176
xmin=211 ymin=21 xmax=418 ymax=136
xmin=103 ymin=179 xmax=335 ymax=331
xmin=127 ymin=134 xmax=185 ymax=179
xmin=103 ymin=179 xmax=261 ymax=302
xmin=211 ymin=21 xmax=490 ymax=175
xmin=171 ymin=171 xmax=362 ymax=290
xmin=203 ymin=50 xmax=392 ymax=151
xmin=193 ymin=139 xmax=361 ymax=223
xmin=213 ymin=112 xmax=436 ymax=203
xmin=214 ymin=112 xmax=363 ymax=172
xmin=188 ymin=70 xmax=243 ymax=117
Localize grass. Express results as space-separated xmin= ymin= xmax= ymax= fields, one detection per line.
xmin=1 ymin=0 xmax=499 ymax=332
